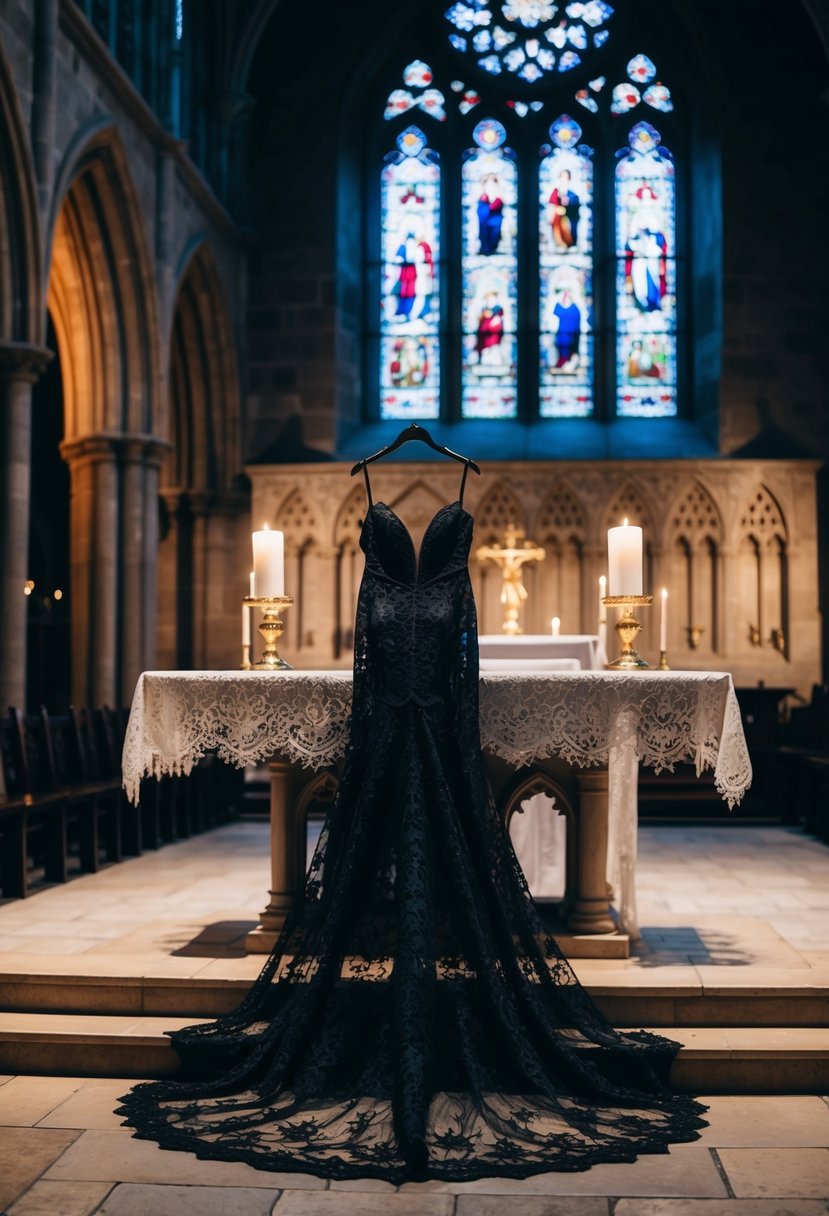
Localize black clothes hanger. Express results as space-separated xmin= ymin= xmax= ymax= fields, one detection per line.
xmin=350 ymin=424 xmax=481 ymax=477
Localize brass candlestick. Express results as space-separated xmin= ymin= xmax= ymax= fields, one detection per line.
xmin=241 ymin=642 xmax=252 ymax=671
xmin=658 ymin=649 xmax=670 ymax=670
xmin=244 ymin=596 xmax=294 ymax=670
xmin=603 ymin=595 xmax=653 ymax=669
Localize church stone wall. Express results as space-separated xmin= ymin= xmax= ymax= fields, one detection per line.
xmin=249 ymin=459 xmax=821 ymax=698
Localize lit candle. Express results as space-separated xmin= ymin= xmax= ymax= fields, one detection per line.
xmin=607 ymin=518 xmax=643 ymax=597
xmin=660 ymin=587 xmax=668 ymax=652
xmin=551 ymin=616 xmax=561 ymax=637
xmin=242 ymin=603 xmax=251 ymax=647
xmin=249 ymin=570 xmax=255 ymax=598
xmin=252 ymin=524 xmax=284 ymax=598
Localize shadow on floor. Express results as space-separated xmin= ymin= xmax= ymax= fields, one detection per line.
xmin=172 ymin=921 xmax=258 ymax=958
xmin=634 ymin=925 xmax=756 ymax=967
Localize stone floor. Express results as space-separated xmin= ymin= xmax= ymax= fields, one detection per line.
xmin=1 ymin=822 xmax=829 ymax=1212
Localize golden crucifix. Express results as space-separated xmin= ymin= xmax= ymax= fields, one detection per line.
xmin=475 ymin=523 xmax=546 ymax=635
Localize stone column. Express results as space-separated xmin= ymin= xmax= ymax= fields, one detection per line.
xmin=31 ymin=0 xmax=59 ymax=217
xmin=245 ymin=760 xmax=299 ymax=953
xmin=119 ymin=438 xmax=146 ymax=702
xmin=0 ymin=343 xmax=53 ymax=710
xmin=567 ymin=766 xmax=617 ymax=935
xmin=61 ymin=437 xmax=121 ymax=707
xmin=141 ymin=441 xmax=166 ymax=675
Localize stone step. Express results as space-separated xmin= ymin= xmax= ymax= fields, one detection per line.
xmin=0 ymin=1013 xmax=827 ymax=1092
xmin=2 ymin=968 xmax=828 ymax=1027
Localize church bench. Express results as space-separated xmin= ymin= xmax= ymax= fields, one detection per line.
xmin=0 ymin=709 xmax=68 ymax=898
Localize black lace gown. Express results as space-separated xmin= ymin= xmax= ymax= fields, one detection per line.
xmin=117 ymin=487 xmax=707 ymax=1181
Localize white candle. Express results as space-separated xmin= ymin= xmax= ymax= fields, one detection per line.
xmin=660 ymin=587 xmax=668 ymax=652
xmin=249 ymin=570 xmax=255 ymax=598
xmin=252 ymin=524 xmax=284 ymax=597
xmin=607 ymin=518 xmax=643 ymax=597
xmin=242 ymin=603 xmax=251 ymax=647
xmin=551 ymin=616 xmax=561 ymax=637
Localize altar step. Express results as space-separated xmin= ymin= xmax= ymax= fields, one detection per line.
xmin=1 ymin=969 xmax=827 ymax=1028
xmin=0 ymin=1011 xmax=826 ymax=1093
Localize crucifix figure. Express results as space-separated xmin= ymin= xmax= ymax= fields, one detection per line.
xmin=476 ymin=523 xmax=546 ymax=635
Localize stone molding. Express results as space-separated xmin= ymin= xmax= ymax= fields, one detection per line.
xmin=0 ymin=342 xmax=53 ymax=382
xmin=60 ymin=432 xmax=170 ymax=463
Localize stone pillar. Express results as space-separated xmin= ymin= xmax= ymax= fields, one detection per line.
xmin=31 ymin=0 xmax=59 ymax=217
xmin=116 ymin=436 xmax=167 ymax=701
xmin=120 ymin=439 xmax=145 ymax=702
xmin=567 ymin=766 xmax=617 ymax=935
xmin=245 ymin=760 xmax=299 ymax=953
xmin=62 ymin=437 xmax=120 ymax=707
xmin=0 ymin=343 xmax=53 ymax=710
xmin=141 ymin=443 xmax=165 ymax=674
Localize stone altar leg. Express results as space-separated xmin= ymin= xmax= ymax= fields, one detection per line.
xmin=567 ymin=766 xmax=617 ymax=935
xmin=245 ymin=760 xmax=300 ymax=953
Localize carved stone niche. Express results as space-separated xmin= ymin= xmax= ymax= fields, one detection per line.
xmin=247 ymin=457 xmax=822 ymax=696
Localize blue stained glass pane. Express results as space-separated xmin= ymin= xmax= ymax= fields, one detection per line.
xmin=615 ymin=127 xmax=677 ymax=417
xmin=539 ymin=132 xmax=594 ymax=417
xmin=461 ymin=130 xmax=518 ymax=418
xmin=643 ymin=83 xmax=673 ymax=113
xmin=380 ymin=129 xmax=441 ymax=420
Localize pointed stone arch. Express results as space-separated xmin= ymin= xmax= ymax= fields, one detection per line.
xmin=0 ymin=40 xmax=40 ymax=344
xmin=737 ymin=484 xmax=790 ymax=656
xmin=277 ymin=488 xmax=321 ymax=551
xmin=601 ymin=479 xmax=653 ymax=536
xmin=533 ymin=482 xmax=586 ymax=634
xmin=333 ymin=484 xmax=367 ymax=657
xmin=45 ymin=124 xmax=163 ymax=704
xmin=669 ymin=480 xmax=723 ymax=550
xmin=167 ymin=240 xmax=241 ymax=495
xmin=157 ymin=241 xmax=244 ymax=672
xmin=740 ymin=484 xmax=788 ymax=549
xmin=334 ymin=484 xmax=368 ymax=549
xmin=473 ymin=481 xmax=525 ymax=634
xmin=474 ymin=481 xmax=525 ymax=541
xmin=667 ymin=481 xmax=723 ymax=655
xmin=48 ymin=122 xmax=160 ymax=440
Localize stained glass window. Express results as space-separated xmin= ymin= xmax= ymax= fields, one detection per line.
xmin=380 ymin=127 xmax=441 ymax=420
xmin=375 ymin=10 xmax=686 ymax=424
xmin=445 ymin=0 xmax=615 ymax=81
xmin=539 ymin=115 xmax=594 ymax=417
xmin=461 ymin=119 xmax=518 ymax=419
xmin=615 ymin=121 xmax=677 ymax=417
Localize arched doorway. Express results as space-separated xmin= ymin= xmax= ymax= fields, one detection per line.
xmin=157 ymin=242 xmax=244 ymax=671
xmin=47 ymin=127 xmax=162 ymax=706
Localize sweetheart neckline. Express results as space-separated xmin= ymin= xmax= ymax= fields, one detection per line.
xmin=368 ymin=500 xmax=470 ymax=580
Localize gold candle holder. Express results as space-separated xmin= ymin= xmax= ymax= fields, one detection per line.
xmin=241 ymin=641 xmax=252 ymax=671
xmin=657 ymin=649 xmax=670 ymax=670
xmin=244 ymin=596 xmax=294 ymax=670
xmin=603 ymin=595 xmax=653 ymax=670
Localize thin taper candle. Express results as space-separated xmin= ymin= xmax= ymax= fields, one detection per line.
xmin=660 ymin=587 xmax=668 ymax=652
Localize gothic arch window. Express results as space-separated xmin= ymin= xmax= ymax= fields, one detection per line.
xmin=372 ymin=1 xmax=688 ymax=425
xmin=668 ymin=481 xmax=722 ymax=653
xmin=738 ymin=485 xmax=790 ymax=657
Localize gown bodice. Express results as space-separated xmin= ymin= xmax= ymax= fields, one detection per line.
xmin=358 ymin=501 xmax=475 ymax=710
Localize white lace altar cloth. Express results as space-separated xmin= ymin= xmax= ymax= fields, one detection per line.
xmin=122 ymin=670 xmax=751 ymax=937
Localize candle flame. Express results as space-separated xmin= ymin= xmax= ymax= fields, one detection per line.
xmin=623 ymin=517 xmax=629 ymax=526
xmin=661 ymin=586 xmax=668 ymax=598
xmin=263 ymin=523 xmax=269 ymax=530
